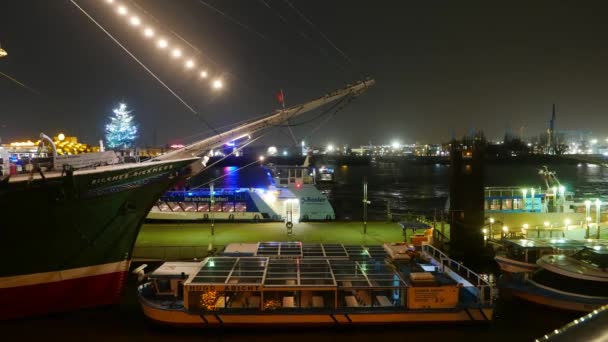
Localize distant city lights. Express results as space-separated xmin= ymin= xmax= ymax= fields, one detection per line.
xmin=327 ymin=144 xmax=335 ymax=152
xmin=391 ymin=140 xmax=400 ymax=149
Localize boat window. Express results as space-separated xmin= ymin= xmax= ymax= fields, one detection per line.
xmin=572 ymin=249 xmax=608 ymax=269
xmin=155 ymin=278 xmax=171 ymax=293
xmin=234 ymin=202 xmax=247 ymax=212
xmin=502 ymin=198 xmax=512 ymax=210
xmin=222 ymin=202 xmax=235 ymax=212
xmin=531 ymin=269 xmax=608 ymax=297
xmin=512 ymin=198 xmax=522 ymax=210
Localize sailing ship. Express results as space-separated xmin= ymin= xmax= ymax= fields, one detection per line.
xmin=0 ymin=79 xmax=374 ymax=319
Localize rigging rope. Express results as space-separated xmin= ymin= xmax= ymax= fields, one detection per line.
xmin=282 ymin=0 xmax=355 ymax=67
xmin=0 ymin=71 xmax=40 ymax=95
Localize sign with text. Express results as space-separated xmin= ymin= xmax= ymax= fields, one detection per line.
xmin=407 ymin=286 xmax=458 ymax=309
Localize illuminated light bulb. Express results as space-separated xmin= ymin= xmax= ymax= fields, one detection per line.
xmin=212 ymin=79 xmax=223 ymax=89
xmin=143 ymin=28 xmax=155 ymax=38
xmin=185 ymin=59 xmax=195 ymax=68
xmin=117 ymin=6 xmax=128 ymax=15
xmin=199 ymin=70 xmax=208 ymax=78
xmin=171 ymin=49 xmax=182 ymax=58
xmin=157 ymin=39 xmax=168 ymax=49
xmin=130 ymin=16 xmax=141 ymax=26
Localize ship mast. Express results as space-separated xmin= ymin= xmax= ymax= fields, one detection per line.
xmin=152 ymin=79 xmax=374 ymax=162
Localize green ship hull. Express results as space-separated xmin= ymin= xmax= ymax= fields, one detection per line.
xmin=0 ymin=158 xmax=197 ymax=319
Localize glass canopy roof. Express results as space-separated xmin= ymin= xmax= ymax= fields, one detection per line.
xmin=189 ymin=256 xmax=406 ymax=288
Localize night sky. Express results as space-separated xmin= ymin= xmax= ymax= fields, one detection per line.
xmin=1 ymin=0 xmax=607 ymax=147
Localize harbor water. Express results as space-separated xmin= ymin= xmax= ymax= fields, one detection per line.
xmin=3 ymin=161 xmax=606 ymax=340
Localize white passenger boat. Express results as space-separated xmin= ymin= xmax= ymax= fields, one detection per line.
xmin=502 ymin=246 xmax=608 ymax=312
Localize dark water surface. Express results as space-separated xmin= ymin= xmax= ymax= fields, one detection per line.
xmin=195 ymin=161 xmax=608 ymax=220
xmin=3 ymin=162 xmax=606 ymax=340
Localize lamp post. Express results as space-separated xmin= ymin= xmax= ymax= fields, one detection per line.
xmin=530 ymin=188 xmax=535 ymax=212
xmin=596 ymin=199 xmax=602 ymax=239
xmin=559 ymin=186 xmax=566 ymax=213
xmin=552 ymin=186 xmax=557 ymax=212
xmin=585 ymin=200 xmax=592 ymax=239
xmin=502 ymin=225 xmax=508 ymax=239
xmin=210 ymin=182 xmax=215 ymax=236
xmin=363 ymin=177 xmax=370 ymax=234
xmin=489 ymin=217 xmax=495 ymax=240
xmin=523 ymin=223 xmax=529 ymax=237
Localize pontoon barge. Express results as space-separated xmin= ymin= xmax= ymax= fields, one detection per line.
xmin=138 ymin=243 xmax=495 ymax=327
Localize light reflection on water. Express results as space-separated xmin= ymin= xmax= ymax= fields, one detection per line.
xmin=194 ymin=162 xmax=607 ymax=221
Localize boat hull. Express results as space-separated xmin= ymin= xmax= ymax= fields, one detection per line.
xmin=494 ymin=256 xmax=538 ymax=273
xmin=0 ymin=158 xmax=197 ymax=319
xmin=501 ymin=279 xmax=608 ymax=312
xmin=139 ymin=296 xmax=493 ymax=327
xmin=0 ymin=261 xmax=129 ymax=320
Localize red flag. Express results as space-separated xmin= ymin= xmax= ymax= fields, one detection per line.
xmin=276 ymin=90 xmax=284 ymax=104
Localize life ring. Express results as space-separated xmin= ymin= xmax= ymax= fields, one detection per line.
xmin=286 ymin=221 xmax=293 ymax=229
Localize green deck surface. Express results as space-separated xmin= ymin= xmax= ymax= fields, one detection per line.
xmin=134 ymin=221 xmax=446 ymax=260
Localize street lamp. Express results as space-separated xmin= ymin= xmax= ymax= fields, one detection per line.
xmin=489 ymin=217 xmax=495 ymax=240
xmin=585 ymin=200 xmax=592 ymax=238
xmin=502 ymin=225 xmax=509 ymax=239
xmin=522 ymin=223 xmax=529 ymax=237
xmin=530 ymin=188 xmax=535 ymax=211
xmin=595 ymin=199 xmax=602 ymax=239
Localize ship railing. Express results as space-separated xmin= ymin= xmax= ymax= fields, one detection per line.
xmin=133 ymin=245 xmax=215 ymax=261
xmin=421 ymin=244 xmax=495 ymax=306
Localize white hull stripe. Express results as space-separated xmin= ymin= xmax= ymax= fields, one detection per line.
xmin=0 ymin=260 xmax=131 ymax=289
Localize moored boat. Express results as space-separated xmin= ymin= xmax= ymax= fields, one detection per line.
xmin=494 ymin=238 xmax=607 ymax=274
xmin=137 ymin=243 xmax=495 ymax=327
xmin=501 ymin=246 xmax=608 ymax=312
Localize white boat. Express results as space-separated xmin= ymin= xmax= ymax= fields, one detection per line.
xmin=147 ymin=162 xmax=335 ymax=222
xmin=502 ymin=246 xmax=608 ymax=312
xmin=494 ymin=238 xmax=607 ymax=274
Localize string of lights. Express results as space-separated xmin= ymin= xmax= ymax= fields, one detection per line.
xmin=102 ymin=0 xmax=224 ymax=90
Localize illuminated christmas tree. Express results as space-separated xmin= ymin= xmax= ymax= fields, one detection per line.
xmin=105 ymin=103 xmax=138 ymax=149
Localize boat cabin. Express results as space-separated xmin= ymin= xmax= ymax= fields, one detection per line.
xmin=144 ymin=243 xmax=463 ymax=313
